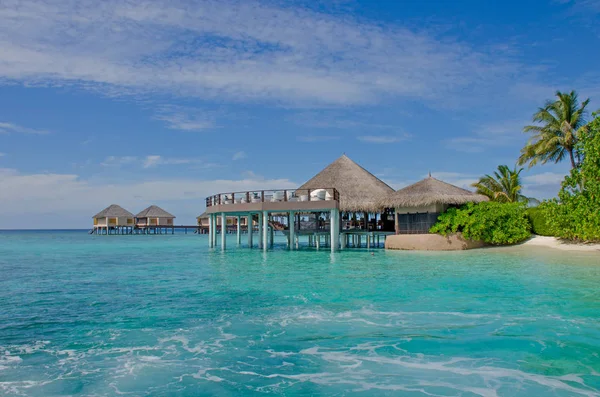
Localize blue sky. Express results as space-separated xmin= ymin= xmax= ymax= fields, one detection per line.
xmin=1 ymin=0 xmax=599 ymax=228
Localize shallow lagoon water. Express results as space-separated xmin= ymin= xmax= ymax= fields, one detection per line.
xmin=1 ymin=230 xmax=600 ymax=396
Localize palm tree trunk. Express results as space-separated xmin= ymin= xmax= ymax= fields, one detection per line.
xmin=569 ymin=149 xmax=577 ymax=169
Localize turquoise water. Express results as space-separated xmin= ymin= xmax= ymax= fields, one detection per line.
xmin=1 ymin=231 xmax=600 ymax=396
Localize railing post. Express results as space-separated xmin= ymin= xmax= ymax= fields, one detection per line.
xmin=308 ymin=189 xmax=311 ymax=201
xmin=246 ymin=192 xmax=250 ymax=202
xmin=232 ymin=193 xmax=235 ymax=203
xmin=261 ymin=191 xmax=264 ymax=202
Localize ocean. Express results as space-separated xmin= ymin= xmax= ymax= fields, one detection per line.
xmin=1 ymin=230 xmax=599 ymax=396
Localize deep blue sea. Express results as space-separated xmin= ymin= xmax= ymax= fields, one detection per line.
xmin=1 ymin=230 xmax=600 ymax=396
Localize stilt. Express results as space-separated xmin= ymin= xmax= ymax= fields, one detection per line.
xmin=262 ymin=211 xmax=268 ymax=251
xmin=316 ymin=234 xmax=320 ymax=250
xmin=208 ymin=214 xmax=213 ymax=248
xmin=248 ymin=214 xmax=253 ymax=248
xmin=330 ymin=209 xmax=339 ymax=252
xmin=289 ymin=211 xmax=296 ymax=250
xmin=269 ymin=214 xmax=274 ymax=248
xmin=221 ymin=213 xmax=226 ymax=250
xmin=258 ymin=212 xmax=264 ymax=249
xmin=237 ymin=216 xmax=241 ymax=246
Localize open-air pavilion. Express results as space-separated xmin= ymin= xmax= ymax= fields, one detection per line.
xmin=203 ymin=155 xmax=396 ymax=251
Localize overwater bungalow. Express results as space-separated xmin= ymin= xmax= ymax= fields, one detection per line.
xmin=197 ymin=212 xmax=254 ymax=234
xmin=92 ymin=204 xmax=135 ymax=235
xmin=203 ymin=154 xmax=396 ymax=251
xmin=135 ymin=205 xmax=175 ymax=234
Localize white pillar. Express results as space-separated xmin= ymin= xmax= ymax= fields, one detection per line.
xmin=237 ymin=216 xmax=241 ymax=246
xmin=221 ymin=213 xmax=226 ymax=250
xmin=315 ymin=233 xmax=320 ymax=250
xmin=258 ymin=212 xmax=264 ymax=249
xmin=262 ymin=211 xmax=268 ymax=251
xmin=289 ymin=211 xmax=296 ymax=250
xmin=208 ymin=213 xmax=214 ymax=248
xmin=330 ymin=209 xmax=339 ymax=252
xmin=247 ymin=214 xmax=253 ymax=248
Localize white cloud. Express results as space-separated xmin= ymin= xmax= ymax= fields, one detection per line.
xmin=357 ymin=134 xmax=411 ymax=144
xmin=232 ymin=151 xmax=246 ymax=161
xmin=297 ymin=135 xmax=340 ymax=142
xmin=0 ymin=153 xmax=5 ymax=157
xmin=0 ymin=121 xmax=49 ymax=135
xmin=101 ymin=155 xmax=217 ymax=169
xmin=0 ymin=167 xmax=297 ymax=228
xmin=0 ymin=0 xmax=523 ymax=107
xmin=154 ymin=106 xmax=216 ymax=131
xmin=446 ymin=120 xmax=528 ymax=153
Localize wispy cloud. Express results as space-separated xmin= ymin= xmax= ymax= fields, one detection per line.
xmin=0 ymin=153 xmax=5 ymax=157
xmin=297 ymin=135 xmax=341 ymax=142
xmin=101 ymin=155 xmax=217 ymax=169
xmin=357 ymin=134 xmax=411 ymax=144
xmin=0 ymin=0 xmax=524 ymax=108
xmin=0 ymin=167 xmax=298 ymax=228
xmin=0 ymin=122 xmax=49 ymax=135
xmin=446 ymin=120 xmax=528 ymax=153
xmin=154 ymin=106 xmax=216 ymax=131
xmin=232 ymin=151 xmax=246 ymax=161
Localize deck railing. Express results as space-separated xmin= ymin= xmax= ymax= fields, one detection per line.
xmin=205 ymin=188 xmax=340 ymax=208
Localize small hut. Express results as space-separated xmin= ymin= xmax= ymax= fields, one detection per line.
xmin=297 ymin=154 xmax=395 ymax=231
xmin=378 ymin=176 xmax=488 ymax=234
xmin=93 ymin=204 xmax=135 ymax=234
xmin=136 ymin=205 xmax=175 ymax=227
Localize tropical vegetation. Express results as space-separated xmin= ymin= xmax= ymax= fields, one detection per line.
xmin=471 ymin=165 xmax=533 ymax=203
xmin=538 ymin=113 xmax=600 ymax=241
xmin=430 ymin=202 xmax=531 ymax=245
xmin=518 ymin=90 xmax=590 ymax=169
xmin=526 ymin=207 xmax=554 ymax=237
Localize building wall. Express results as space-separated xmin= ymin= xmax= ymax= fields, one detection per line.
xmin=385 ymin=233 xmax=485 ymax=251
xmin=95 ymin=216 xmax=134 ymax=226
xmin=395 ymin=203 xmax=447 ymax=214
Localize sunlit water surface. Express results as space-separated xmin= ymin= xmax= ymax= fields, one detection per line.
xmin=1 ymin=230 xmax=600 ymax=396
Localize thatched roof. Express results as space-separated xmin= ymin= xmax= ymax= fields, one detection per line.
xmin=197 ymin=211 xmax=208 ymax=219
xmin=136 ymin=205 xmax=175 ymax=219
xmin=378 ymin=176 xmax=489 ymax=208
xmin=297 ymin=154 xmax=394 ymax=212
xmin=93 ymin=204 xmax=134 ymax=219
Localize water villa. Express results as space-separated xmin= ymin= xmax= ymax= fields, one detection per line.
xmin=204 ymin=155 xmax=397 ymax=251
xmin=135 ymin=205 xmax=176 ymax=234
xmin=92 ymin=204 xmax=135 ymax=235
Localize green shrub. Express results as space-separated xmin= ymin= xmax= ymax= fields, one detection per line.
xmin=538 ymin=114 xmax=600 ymax=242
xmin=430 ymin=202 xmax=531 ymax=245
xmin=526 ymin=207 xmax=555 ymax=236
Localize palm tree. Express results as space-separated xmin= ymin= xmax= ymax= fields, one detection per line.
xmin=519 ymin=90 xmax=590 ymax=169
xmin=472 ymin=165 xmax=532 ymax=203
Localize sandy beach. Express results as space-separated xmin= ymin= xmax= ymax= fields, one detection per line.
xmin=521 ymin=235 xmax=600 ymax=252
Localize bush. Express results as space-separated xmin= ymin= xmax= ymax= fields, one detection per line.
xmin=430 ymin=202 xmax=531 ymax=245
xmin=526 ymin=207 xmax=555 ymax=236
xmin=539 ymin=114 xmax=600 ymax=242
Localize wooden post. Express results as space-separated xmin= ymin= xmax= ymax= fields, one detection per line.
xmin=248 ymin=213 xmax=253 ymax=248
xmin=289 ymin=211 xmax=295 ymax=250
xmin=394 ymin=209 xmax=399 ymax=235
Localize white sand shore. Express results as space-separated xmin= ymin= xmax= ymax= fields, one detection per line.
xmin=520 ymin=235 xmax=600 ymax=252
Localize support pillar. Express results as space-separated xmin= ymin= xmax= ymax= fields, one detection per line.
xmin=258 ymin=212 xmax=264 ymax=249
xmin=248 ymin=214 xmax=253 ymax=248
xmin=262 ymin=211 xmax=268 ymax=251
xmin=289 ymin=211 xmax=296 ymax=250
xmin=221 ymin=213 xmax=226 ymax=250
xmin=208 ymin=214 xmax=214 ymax=248
xmin=237 ymin=216 xmax=241 ymax=246
xmin=330 ymin=209 xmax=339 ymax=252
xmin=315 ymin=234 xmax=320 ymax=250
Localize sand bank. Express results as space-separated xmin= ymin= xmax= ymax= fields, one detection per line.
xmin=520 ymin=235 xmax=600 ymax=252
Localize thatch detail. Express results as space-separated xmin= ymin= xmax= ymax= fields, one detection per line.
xmin=136 ymin=205 xmax=175 ymax=219
xmin=93 ymin=204 xmax=134 ymax=219
xmin=297 ymin=154 xmax=394 ymax=212
xmin=197 ymin=212 xmax=208 ymax=220
xmin=378 ymin=176 xmax=489 ymax=208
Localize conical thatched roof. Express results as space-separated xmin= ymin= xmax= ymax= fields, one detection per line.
xmin=378 ymin=176 xmax=488 ymax=208
xmin=93 ymin=204 xmax=134 ymax=219
xmin=197 ymin=211 xmax=208 ymax=219
xmin=136 ymin=205 xmax=175 ymax=218
xmin=297 ymin=154 xmax=394 ymax=212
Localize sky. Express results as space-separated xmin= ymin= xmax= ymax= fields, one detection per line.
xmin=1 ymin=0 xmax=599 ymax=229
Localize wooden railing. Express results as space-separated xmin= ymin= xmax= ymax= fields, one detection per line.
xmin=205 ymin=188 xmax=340 ymax=208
